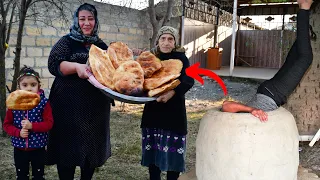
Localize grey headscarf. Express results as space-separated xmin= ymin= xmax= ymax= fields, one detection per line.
xmin=68 ymin=3 xmax=101 ymax=44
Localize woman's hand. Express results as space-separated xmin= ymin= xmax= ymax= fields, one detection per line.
xmin=250 ymin=109 xmax=268 ymax=122
xmin=132 ymin=48 xmax=146 ymax=56
xmin=156 ymin=90 xmax=175 ymax=103
xmin=75 ymin=63 xmax=90 ymax=79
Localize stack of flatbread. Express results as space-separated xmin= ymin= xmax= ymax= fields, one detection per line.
xmin=89 ymin=42 xmax=144 ymax=96
xmin=88 ymin=42 xmax=182 ymax=97
xmin=136 ymin=52 xmax=182 ymax=97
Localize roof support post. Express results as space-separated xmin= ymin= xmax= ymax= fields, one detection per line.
xmin=230 ymin=0 xmax=238 ymax=76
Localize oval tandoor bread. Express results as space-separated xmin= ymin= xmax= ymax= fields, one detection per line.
xmin=148 ymin=79 xmax=181 ymax=97
xmin=109 ymin=42 xmax=134 ymax=65
xmin=89 ymin=45 xmax=115 ymax=90
xmin=6 ymin=90 xmax=40 ymax=110
xmin=143 ymin=59 xmax=183 ymax=90
xmin=113 ymin=61 xmax=144 ymax=96
xmin=136 ymin=51 xmax=162 ymax=78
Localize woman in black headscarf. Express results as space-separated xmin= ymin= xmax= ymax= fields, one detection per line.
xmin=46 ymin=3 xmax=113 ymax=179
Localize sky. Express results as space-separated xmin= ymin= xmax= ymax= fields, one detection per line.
xmin=93 ymin=0 xmax=162 ymax=10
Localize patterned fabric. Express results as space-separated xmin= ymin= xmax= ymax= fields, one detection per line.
xmin=11 ymin=90 xmax=48 ymax=148
xmin=68 ymin=3 xmax=101 ymax=44
xmin=46 ymin=35 xmax=112 ymax=169
xmin=141 ymin=128 xmax=186 ymax=172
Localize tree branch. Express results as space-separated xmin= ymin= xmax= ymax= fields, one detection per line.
xmin=4 ymin=0 xmax=14 ymax=16
xmin=5 ymin=1 xmax=15 ymax=44
xmin=0 ymin=0 xmax=5 ymax=18
xmin=162 ymin=0 xmax=174 ymax=26
xmin=148 ymin=0 xmax=157 ymax=27
xmin=28 ymin=0 xmax=39 ymax=7
xmin=26 ymin=0 xmax=33 ymax=9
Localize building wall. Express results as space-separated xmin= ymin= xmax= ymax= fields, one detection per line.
xmin=284 ymin=5 xmax=320 ymax=134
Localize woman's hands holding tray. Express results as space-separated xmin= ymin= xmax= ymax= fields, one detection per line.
xmin=87 ymin=70 xmax=156 ymax=104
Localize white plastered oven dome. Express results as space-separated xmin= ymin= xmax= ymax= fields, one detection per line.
xmin=196 ymin=107 xmax=299 ymax=180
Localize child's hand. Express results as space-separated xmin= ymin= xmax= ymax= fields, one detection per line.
xmin=21 ymin=119 xmax=32 ymax=130
xmin=20 ymin=128 xmax=29 ymax=138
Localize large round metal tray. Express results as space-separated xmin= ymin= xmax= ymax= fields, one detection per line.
xmin=87 ymin=72 xmax=156 ymax=104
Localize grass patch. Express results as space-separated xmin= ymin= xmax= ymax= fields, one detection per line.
xmin=187 ymin=110 xmax=207 ymax=121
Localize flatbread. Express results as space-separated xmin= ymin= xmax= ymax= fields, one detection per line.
xmin=89 ymin=45 xmax=115 ymax=90
xmin=109 ymin=42 xmax=134 ymax=65
xmin=106 ymin=47 xmax=120 ymax=69
xmin=144 ymin=74 xmax=180 ymax=90
xmin=151 ymin=59 xmax=183 ymax=78
xmin=136 ymin=51 xmax=162 ymax=78
xmin=6 ymin=90 xmax=40 ymax=110
xmin=113 ymin=61 xmax=144 ymax=96
xmin=143 ymin=59 xmax=183 ymax=90
xmin=148 ymin=79 xmax=181 ymax=97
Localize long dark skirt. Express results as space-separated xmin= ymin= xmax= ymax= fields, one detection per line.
xmin=141 ymin=128 xmax=186 ymax=172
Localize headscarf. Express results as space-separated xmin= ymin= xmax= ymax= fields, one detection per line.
xmin=68 ymin=3 xmax=101 ymax=44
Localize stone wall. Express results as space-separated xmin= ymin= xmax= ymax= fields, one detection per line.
xmin=284 ymin=5 xmax=320 ymax=134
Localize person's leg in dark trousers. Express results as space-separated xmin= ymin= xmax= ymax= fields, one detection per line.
xmin=272 ymin=40 xmax=298 ymax=78
xmin=14 ymin=148 xmax=30 ymax=180
xmin=30 ymin=148 xmax=46 ymax=180
xmin=260 ymin=9 xmax=313 ymax=104
xmin=149 ymin=164 xmax=161 ymax=180
xmin=57 ymin=164 xmax=76 ymax=180
xmin=80 ymin=160 xmax=95 ymax=180
xmin=167 ymin=171 xmax=180 ymax=180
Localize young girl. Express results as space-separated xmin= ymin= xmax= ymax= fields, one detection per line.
xmin=3 ymin=66 xmax=53 ymax=180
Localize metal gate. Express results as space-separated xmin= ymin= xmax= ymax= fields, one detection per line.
xmin=236 ymin=30 xmax=296 ymax=68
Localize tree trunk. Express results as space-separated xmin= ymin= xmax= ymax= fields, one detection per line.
xmin=150 ymin=24 xmax=159 ymax=49
xmin=11 ymin=0 xmax=27 ymax=91
xmin=0 ymin=0 xmax=8 ymax=135
xmin=148 ymin=0 xmax=174 ymax=49
xmin=0 ymin=51 xmax=6 ymax=135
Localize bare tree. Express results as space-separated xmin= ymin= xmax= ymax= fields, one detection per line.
xmin=0 ymin=0 xmax=17 ymax=135
xmin=148 ymin=0 xmax=174 ymax=48
xmin=0 ymin=0 xmax=72 ymax=135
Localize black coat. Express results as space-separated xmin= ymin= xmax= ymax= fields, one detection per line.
xmin=141 ymin=51 xmax=195 ymax=135
xmin=46 ymin=35 xmax=112 ymax=168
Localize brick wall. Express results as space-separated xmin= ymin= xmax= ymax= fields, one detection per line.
xmin=4 ymin=0 xmax=155 ymax=95
xmin=284 ymin=5 xmax=320 ymax=134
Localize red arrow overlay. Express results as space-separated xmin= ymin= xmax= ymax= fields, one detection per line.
xmin=186 ymin=62 xmax=228 ymax=95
